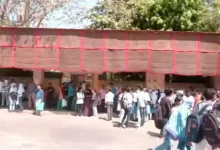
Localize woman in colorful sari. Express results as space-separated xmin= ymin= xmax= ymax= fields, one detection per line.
xmin=83 ymin=84 xmax=93 ymax=117
xmin=91 ymin=89 xmax=101 ymax=118
xmin=57 ymin=83 xmax=64 ymax=110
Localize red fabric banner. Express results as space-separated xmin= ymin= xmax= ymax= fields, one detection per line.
xmin=0 ymin=27 xmax=219 ymax=76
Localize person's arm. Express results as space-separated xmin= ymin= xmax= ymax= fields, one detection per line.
xmin=167 ymin=99 xmax=172 ymax=117
xmin=41 ymin=90 xmax=44 ymax=100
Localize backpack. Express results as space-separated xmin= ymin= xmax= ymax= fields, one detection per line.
xmin=154 ymin=103 xmax=164 ymax=129
xmin=185 ymin=103 xmax=211 ymax=143
xmin=203 ymin=101 xmax=220 ymax=146
xmin=121 ymin=94 xmax=129 ymax=109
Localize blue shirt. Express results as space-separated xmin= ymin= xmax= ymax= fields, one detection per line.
xmin=68 ymin=84 xmax=75 ymax=97
xmin=111 ymin=87 xmax=117 ymax=95
xmin=35 ymin=89 xmax=44 ymax=100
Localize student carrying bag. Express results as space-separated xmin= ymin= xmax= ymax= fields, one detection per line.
xmin=203 ymin=101 xmax=220 ymax=146
xmin=185 ymin=103 xmax=211 ymax=143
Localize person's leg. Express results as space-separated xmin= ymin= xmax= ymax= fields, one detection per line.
xmin=110 ymin=104 xmax=113 ymax=120
xmin=19 ymin=97 xmax=23 ymax=111
xmin=154 ymin=133 xmax=172 ymax=150
xmin=0 ymin=92 xmax=2 ymax=107
xmin=125 ymin=107 xmax=131 ymax=127
xmin=177 ymin=141 xmax=187 ymax=150
xmin=122 ymin=108 xmax=128 ymax=126
xmin=95 ymin=106 xmax=98 ymax=117
xmin=6 ymin=93 xmax=9 ymax=107
xmin=76 ymin=104 xmax=79 ymax=115
xmin=57 ymin=100 xmax=62 ymax=110
xmin=107 ymin=104 xmax=110 ymax=120
xmin=120 ymin=108 xmax=125 ymax=123
xmin=28 ymin=95 xmax=32 ymax=109
xmin=68 ymin=96 xmax=73 ymax=111
xmin=92 ymin=106 xmax=97 ymax=117
xmin=72 ymin=96 xmax=76 ymax=112
xmin=8 ymin=98 xmax=12 ymax=111
xmin=79 ymin=104 xmax=83 ymax=116
xmin=141 ymin=107 xmax=146 ymax=127
xmin=12 ymin=100 xmax=16 ymax=111
xmin=1 ymin=92 xmax=5 ymax=107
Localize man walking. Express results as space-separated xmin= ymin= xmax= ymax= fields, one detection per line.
xmin=2 ymin=79 xmax=10 ymax=107
xmin=105 ymin=88 xmax=114 ymax=121
xmin=27 ymin=79 xmax=37 ymax=109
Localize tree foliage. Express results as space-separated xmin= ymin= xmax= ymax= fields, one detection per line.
xmin=87 ymin=0 xmax=210 ymax=32
xmin=0 ymin=0 xmax=84 ymax=27
xmin=203 ymin=0 xmax=220 ymax=32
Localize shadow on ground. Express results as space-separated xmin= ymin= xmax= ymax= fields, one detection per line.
xmin=112 ymin=121 xmax=137 ymax=129
xmin=147 ymin=131 xmax=161 ymax=138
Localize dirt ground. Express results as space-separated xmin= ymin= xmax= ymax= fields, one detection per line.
xmin=0 ymin=109 xmax=176 ymax=150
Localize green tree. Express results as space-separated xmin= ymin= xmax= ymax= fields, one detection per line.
xmin=87 ymin=0 xmax=206 ymax=31
xmin=203 ymin=0 xmax=220 ymax=32
xmin=0 ymin=0 xmax=85 ymax=27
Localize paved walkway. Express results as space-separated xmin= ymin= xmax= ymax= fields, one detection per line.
xmin=0 ymin=109 xmax=176 ymax=150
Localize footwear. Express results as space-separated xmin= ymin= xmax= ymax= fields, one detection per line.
xmin=33 ymin=111 xmax=37 ymax=115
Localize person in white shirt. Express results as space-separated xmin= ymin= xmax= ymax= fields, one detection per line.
xmin=121 ymin=87 xmax=133 ymax=128
xmin=183 ymin=90 xmax=195 ymax=111
xmin=137 ymin=85 xmax=147 ymax=127
xmin=144 ymin=88 xmax=152 ymax=121
xmin=76 ymin=87 xmax=84 ymax=116
xmin=105 ymin=88 xmax=115 ymax=121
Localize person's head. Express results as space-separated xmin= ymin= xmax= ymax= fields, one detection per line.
xmin=37 ymin=84 xmax=41 ymax=90
xmin=48 ymin=82 xmax=52 ymax=86
xmin=92 ymin=89 xmax=97 ymax=94
xmin=12 ymin=83 xmax=16 ymax=88
xmin=176 ymin=92 xmax=184 ymax=98
xmin=109 ymin=83 xmax=114 ymax=87
xmin=78 ymin=87 xmax=83 ymax=92
xmin=204 ymin=88 xmax=216 ymax=101
xmin=11 ymin=79 xmax=14 ymax=83
xmin=126 ymin=87 xmax=131 ymax=93
xmin=102 ymin=85 xmax=105 ymax=89
xmin=192 ymin=91 xmax=202 ymax=101
xmin=157 ymin=89 xmax=160 ymax=93
xmin=185 ymin=90 xmax=191 ymax=97
xmin=137 ymin=85 xmax=143 ymax=91
xmin=86 ymin=83 xmax=90 ymax=89
xmin=4 ymin=79 xmax=8 ymax=84
xmin=216 ymin=90 xmax=220 ymax=99
xmin=164 ymin=87 xmax=173 ymax=97
xmin=174 ymin=96 xmax=183 ymax=107
xmin=108 ymin=88 xmax=112 ymax=92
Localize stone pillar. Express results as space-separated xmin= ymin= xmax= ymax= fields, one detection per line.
xmin=212 ymin=76 xmax=220 ymax=89
xmin=33 ymin=70 xmax=44 ymax=85
xmin=93 ymin=74 xmax=100 ymax=90
xmin=146 ymin=73 xmax=165 ymax=90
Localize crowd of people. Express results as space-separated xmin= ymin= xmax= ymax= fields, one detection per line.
xmin=1 ymin=77 xmax=220 ymax=149
xmin=153 ymin=87 xmax=220 ymax=150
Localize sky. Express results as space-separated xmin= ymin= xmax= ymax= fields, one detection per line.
xmin=47 ymin=0 xmax=98 ymax=29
